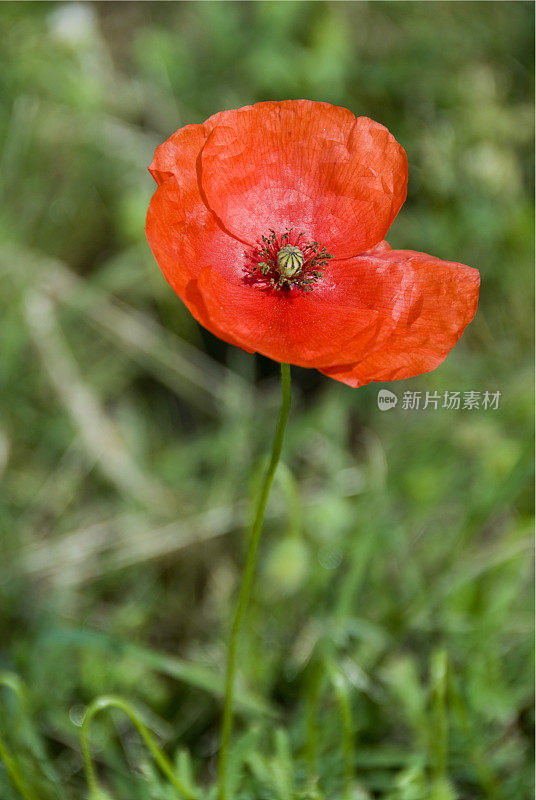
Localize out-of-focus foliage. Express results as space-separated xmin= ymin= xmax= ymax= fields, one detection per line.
xmin=0 ymin=2 xmax=533 ymax=799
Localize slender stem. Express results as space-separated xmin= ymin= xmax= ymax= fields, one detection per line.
xmin=81 ymin=695 xmax=197 ymax=799
xmin=217 ymin=362 xmax=292 ymax=800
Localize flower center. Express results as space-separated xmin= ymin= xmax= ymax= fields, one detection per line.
xmin=246 ymin=229 xmax=332 ymax=292
xmin=276 ymin=245 xmax=304 ymax=278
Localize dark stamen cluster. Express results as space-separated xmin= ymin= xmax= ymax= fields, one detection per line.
xmin=246 ymin=229 xmax=333 ymax=292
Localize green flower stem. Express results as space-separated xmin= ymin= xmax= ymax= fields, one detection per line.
xmin=218 ymin=362 xmax=292 ymax=800
xmin=81 ymin=695 xmax=197 ymax=799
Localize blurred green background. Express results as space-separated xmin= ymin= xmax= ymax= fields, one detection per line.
xmin=0 ymin=2 xmax=533 ymax=799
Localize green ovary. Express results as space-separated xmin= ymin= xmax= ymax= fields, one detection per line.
xmin=276 ymin=245 xmax=304 ymax=278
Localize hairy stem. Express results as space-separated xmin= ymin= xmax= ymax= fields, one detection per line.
xmin=217 ymin=362 xmax=292 ymax=800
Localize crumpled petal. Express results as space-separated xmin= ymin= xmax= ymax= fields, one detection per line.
xmin=145 ymin=173 xmax=252 ymax=350
xmin=317 ymin=249 xmax=480 ymax=386
xmin=200 ymin=100 xmax=407 ymax=258
xmin=149 ymin=123 xmax=207 ymax=187
xmin=148 ymin=108 xmax=237 ymax=187
xmin=146 ymin=173 xmax=243 ymax=293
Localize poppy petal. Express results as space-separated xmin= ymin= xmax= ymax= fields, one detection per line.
xmin=200 ymin=100 xmax=408 ymax=258
xmin=145 ymin=174 xmax=252 ymax=350
xmin=317 ymin=250 xmax=480 ymax=386
xmin=148 ymin=108 xmax=238 ymax=187
xmin=146 ymin=175 xmax=200 ymax=295
xmin=149 ymin=123 xmax=207 ymax=186
xmin=195 ymin=267 xmax=389 ymax=367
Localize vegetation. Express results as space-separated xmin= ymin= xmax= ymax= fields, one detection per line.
xmin=0 ymin=2 xmax=533 ymax=798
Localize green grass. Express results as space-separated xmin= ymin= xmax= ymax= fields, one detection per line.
xmin=0 ymin=2 xmax=533 ymax=798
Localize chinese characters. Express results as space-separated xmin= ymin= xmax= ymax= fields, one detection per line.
xmin=399 ymin=390 xmax=501 ymax=411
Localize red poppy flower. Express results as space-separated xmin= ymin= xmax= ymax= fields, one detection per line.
xmin=146 ymin=100 xmax=479 ymax=387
